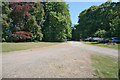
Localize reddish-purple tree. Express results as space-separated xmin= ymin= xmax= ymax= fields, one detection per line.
xmin=9 ymin=2 xmax=33 ymax=41
xmin=11 ymin=31 xmax=32 ymax=41
xmin=7 ymin=2 xmax=44 ymax=41
xmin=9 ymin=2 xmax=33 ymax=24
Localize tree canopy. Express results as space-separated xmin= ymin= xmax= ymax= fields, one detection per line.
xmin=2 ymin=2 xmax=72 ymax=42
xmin=43 ymin=2 xmax=72 ymax=41
xmin=2 ymin=2 xmax=120 ymax=42
xmin=72 ymin=2 xmax=120 ymax=40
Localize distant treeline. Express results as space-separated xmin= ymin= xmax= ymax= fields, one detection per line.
xmin=72 ymin=2 xmax=120 ymax=40
xmin=2 ymin=2 xmax=72 ymax=42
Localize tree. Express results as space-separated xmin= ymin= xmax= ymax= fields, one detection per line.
xmin=72 ymin=24 xmax=80 ymax=40
xmin=2 ymin=2 xmax=44 ymax=41
xmin=95 ymin=29 xmax=106 ymax=38
xmin=2 ymin=2 xmax=12 ymax=41
xmin=26 ymin=16 xmax=43 ymax=41
xmin=74 ymin=2 xmax=120 ymax=40
xmin=2 ymin=2 xmax=72 ymax=42
xmin=43 ymin=2 xmax=72 ymax=41
xmin=109 ymin=16 xmax=120 ymax=37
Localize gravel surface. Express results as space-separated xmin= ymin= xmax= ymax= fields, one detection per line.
xmin=69 ymin=42 xmax=118 ymax=58
xmin=2 ymin=41 xmax=118 ymax=78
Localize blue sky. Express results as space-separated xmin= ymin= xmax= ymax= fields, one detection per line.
xmin=66 ymin=2 xmax=103 ymax=25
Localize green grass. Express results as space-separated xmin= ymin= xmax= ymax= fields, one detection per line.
xmin=1 ymin=42 xmax=62 ymax=52
xmin=91 ymin=54 xmax=118 ymax=78
xmin=83 ymin=42 xmax=120 ymax=49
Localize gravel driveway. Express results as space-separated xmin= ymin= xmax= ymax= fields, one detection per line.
xmin=2 ymin=41 xmax=118 ymax=78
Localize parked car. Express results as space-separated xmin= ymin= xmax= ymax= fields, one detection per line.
xmin=99 ymin=38 xmax=104 ymax=43
xmin=109 ymin=37 xmax=117 ymax=42
xmin=84 ymin=37 xmax=92 ymax=42
xmin=104 ymin=38 xmax=110 ymax=43
xmin=110 ymin=37 xmax=120 ymax=43
xmin=92 ymin=37 xmax=100 ymax=42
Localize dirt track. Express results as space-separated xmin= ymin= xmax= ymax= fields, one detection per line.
xmin=2 ymin=41 xmax=118 ymax=78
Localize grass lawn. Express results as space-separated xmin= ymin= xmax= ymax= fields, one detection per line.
xmin=91 ymin=54 xmax=118 ymax=78
xmin=83 ymin=42 xmax=120 ymax=49
xmin=1 ymin=42 xmax=62 ymax=52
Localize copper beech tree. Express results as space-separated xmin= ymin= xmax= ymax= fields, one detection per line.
xmin=2 ymin=2 xmax=44 ymax=41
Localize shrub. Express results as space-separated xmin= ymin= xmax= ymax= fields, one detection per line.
xmin=11 ymin=31 xmax=32 ymax=42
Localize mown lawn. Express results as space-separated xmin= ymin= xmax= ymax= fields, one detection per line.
xmin=83 ymin=42 xmax=120 ymax=49
xmin=1 ymin=42 xmax=61 ymax=52
xmin=91 ymin=54 xmax=118 ymax=78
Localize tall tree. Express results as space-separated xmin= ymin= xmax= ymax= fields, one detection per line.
xmin=73 ymin=2 xmax=120 ymax=40
xmin=2 ymin=2 xmax=44 ymax=41
xmin=43 ymin=2 xmax=72 ymax=41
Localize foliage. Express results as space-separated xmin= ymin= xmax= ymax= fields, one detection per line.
xmin=25 ymin=16 xmax=43 ymax=41
xmin=11 ymin=31 xmax=32 ymax=42
xmin=72 ymin=24 xmax=79 ymax=40
xmin=2 ymin=2 xmax=12 ymax=41
xmin=10 ymin=2 xmax=33 ymax=24
xmin=43 ymin=2 xmax=72 ymax=41
xmin=2 ymin=2 xmax=71 ymax=42
xmin=72 ymin=2 xmax=120 ymax=40
xmin=2 ymin=2 xmax=44 ymax=42
xmin=95 ymin=29 xmax=106 ymax=38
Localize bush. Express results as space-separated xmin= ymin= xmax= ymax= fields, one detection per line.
xmin=11 ymin=31 xmax=32 ymax=42
xmin=2 ymin=38 xmax=6 ymax=42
